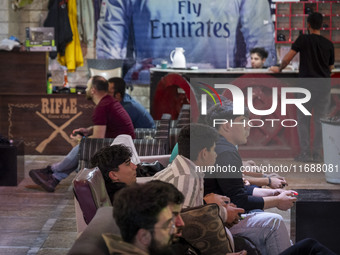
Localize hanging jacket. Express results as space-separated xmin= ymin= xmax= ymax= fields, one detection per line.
xmin=44 ymin=0 xmax=73 ymax=59
xmin=77 ymin=0 xmax=95 ymax=48
xmin=58 ymin=0 xmax=84 ymax=71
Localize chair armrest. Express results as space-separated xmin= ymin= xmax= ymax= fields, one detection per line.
xmin=72 ymin=167 xmax=112 ymax=225
xmin=68 ymin=206 xmax=119 ymax=255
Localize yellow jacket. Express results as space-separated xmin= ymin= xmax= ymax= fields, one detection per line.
xmin=58 ymin=0 xmax=84 ymax=71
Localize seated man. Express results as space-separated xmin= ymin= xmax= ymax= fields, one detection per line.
xmin=250 ymin=47 xmax=268 ymax=68
xmin=152 ymin=123 xmax=289 ymax=255
xmin=29 ymin=76 xmax=135 ymax=192
xmin=89 ymin=144 xmax=137 ymax=203
xmin=108 ymin=77 xmax=155 ymax=128
xmin=204 ymin=99 xmax=297 ymax=213
xmin=107 ymin=180 xmax=196 ymax=255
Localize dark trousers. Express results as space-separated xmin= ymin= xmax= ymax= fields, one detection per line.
xmin=279 ymin=238 xmax=336 ymax=255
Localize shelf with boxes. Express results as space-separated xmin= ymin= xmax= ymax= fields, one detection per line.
xmin=275 ymin=1 xmax=340 ymax=43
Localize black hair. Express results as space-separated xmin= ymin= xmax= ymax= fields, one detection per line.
xmin=178 ymin=123 xmax=219 ymax=161
xmin=206 ymin=98 xmax=250 ymax=131
xmin=197 ymin=94 xmax=228 ymax=125
xmin=307 ymin=12 xmax=323 ymax=30
xmin=250 ymin=47 xmax=268 ymax=59
xmin=90 ymin=144 xmax=132 ymax=183
xmin=113 ymin=180 xmax=184 ymax=243
xmin=108 ymin=77 xmax=126 ymax=98
xmin=91 ymin=75 xmax=108 ymax=92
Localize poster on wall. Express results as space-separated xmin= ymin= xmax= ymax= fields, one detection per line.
xmin=96 ymin=0 xmax=277 ymax=84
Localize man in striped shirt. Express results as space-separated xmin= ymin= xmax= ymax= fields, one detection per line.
xmin=153 ymin=123 xmax=234 ymax=216
xmin=152 ymin=123 xmax=291 ymax=255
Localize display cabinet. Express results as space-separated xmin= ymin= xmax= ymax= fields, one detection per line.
xmin=275 ymin=1 xmax=340 ymax=43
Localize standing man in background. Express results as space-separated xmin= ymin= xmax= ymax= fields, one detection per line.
xmin=270 ymin=12 xmax=334 ymax=162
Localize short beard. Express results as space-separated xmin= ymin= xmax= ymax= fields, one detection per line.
xmin=148 ymin=236 xmax=173 ymax=255
xmin=86 ymin=94 xmax=92 ymax=100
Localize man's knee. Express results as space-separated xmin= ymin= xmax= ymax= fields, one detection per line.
xmin=258 ymin=212 xmax=283 ymax=220
xmin=267 ymin=212 xmax=283 ymax=221
xmin=254 ymin=212 xmax=284 ymax=228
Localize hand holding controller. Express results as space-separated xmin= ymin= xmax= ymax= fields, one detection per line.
xmin=71 ymin=131 xmax=85 ymax=137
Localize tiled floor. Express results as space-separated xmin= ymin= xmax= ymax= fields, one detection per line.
xmin=0 ymin=156 xmax=77 ymax=255
xmin=0 ymin=155 xmax=339 ymax=255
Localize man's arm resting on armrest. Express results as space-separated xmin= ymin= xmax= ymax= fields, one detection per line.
xmin=85 ymin=126 xmax=94 ymax=136
xmin=72 ymin=126 xmax=94 ymax=137
xmin=89 ymin=125 xmax=106 ymax=138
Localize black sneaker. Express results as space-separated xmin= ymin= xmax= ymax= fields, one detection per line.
xmin=294 ymin=152 xmax=313 ymax=162
xmin=29 ymin=168 xmax=59 ymax=192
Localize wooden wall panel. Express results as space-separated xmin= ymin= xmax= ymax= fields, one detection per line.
xmin=0 ymin=51 xmax=47 ymax=94
xmin=0 ymin=95 xmax=94 ymax=155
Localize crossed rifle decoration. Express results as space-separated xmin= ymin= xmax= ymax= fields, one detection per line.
xmin=35 ymin=111 xmax=83 ymax=153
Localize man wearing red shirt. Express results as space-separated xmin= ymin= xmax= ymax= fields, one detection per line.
xmin=29 ymin=76 xmax=135 ymax=192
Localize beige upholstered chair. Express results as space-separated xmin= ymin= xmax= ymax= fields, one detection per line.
xmin=87 ymin=59 xmax=124 ymax=79
xmin=68 ymin=206 xmax=118 ymax=255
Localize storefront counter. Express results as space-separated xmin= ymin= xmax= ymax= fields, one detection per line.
xmin=149 ymin=68 xmax=340 ymax=158
xmin=150 ymin=67 xmax=340 ymax=119
xmin=150 ymin=67 xmax=299 ymax=75
xmin=149 ymin=67 xmax=300 ymax=116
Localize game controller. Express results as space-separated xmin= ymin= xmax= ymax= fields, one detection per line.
xmin=72 ymin=131 xmax=85 ymax=137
